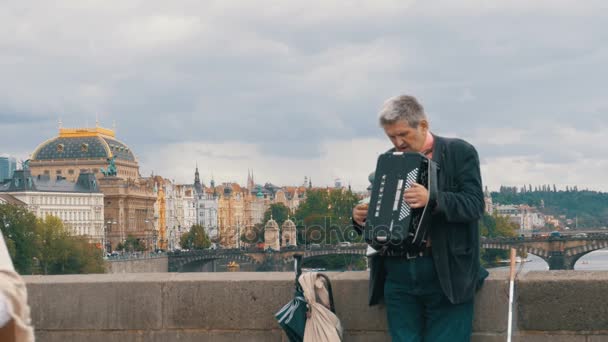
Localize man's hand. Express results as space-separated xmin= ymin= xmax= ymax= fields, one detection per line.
xmin=353 ymin=203 xmax=369 ymax=226
xmin=404 ymin=183 xmax=429 ymax=209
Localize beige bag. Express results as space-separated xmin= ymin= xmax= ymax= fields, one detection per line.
xmin=298 ymin=272 xmax=343 ymax=342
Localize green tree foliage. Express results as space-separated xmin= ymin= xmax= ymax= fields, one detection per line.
xmin=294 ymin=188 xmax=361 ymax=245
xmin=180 ymin=224 xmax=211 ymax=250
xmin=479 ymin=213 xmax=519 ymax=267
xmin=241 ymin=223 xmax=264 ymax=245
xmin=117 ymin=235 xmax=146 ymax=252
xmin=36 ymin=215 xmax=105 ymax=274
xmin=263 ymin=203 xmax=291 ymax=227
xmin=479 ymin=213 xmax=518 ymax=238
xmin=0 ymin=204 xmax=38 ymax=273
xmin=0 ymin=204 xmax=104 ymax=274
xmin=492 ymin=186 xmax=608 ymax=228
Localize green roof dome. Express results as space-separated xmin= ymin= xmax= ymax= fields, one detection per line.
xmin=31 ymin=127 xmax=136 ymax=162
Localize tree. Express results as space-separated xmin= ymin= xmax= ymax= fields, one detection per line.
xmin=263 ymin=203 xmax=290 ymax=227
xmin=294 ymin=188 xmax=361 ymax=245
xmin=180 ymin=224 xmax=211 ymax=250
xmin=241 ymin=223 xmax=264 ymax=245
xmin=479 ymin=213 xmax=519 ymax=267
xmin=117 ymin=235 xmax=146 ymax=252
xmin=491 ymin=187 xmax=608 ymax=228
xmin=35 ymin=215 xmax=104 ymax=274
xmin=0 ymin=205 xmax=103 ymax=275
xmin=0 ymin=204 xmax=39 ymax=274
xmin=36 ymin=215 xmax=71 ymax=274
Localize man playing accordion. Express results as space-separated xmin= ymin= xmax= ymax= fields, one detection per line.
xmin=352 ymin=95 xmax=488 ymax=342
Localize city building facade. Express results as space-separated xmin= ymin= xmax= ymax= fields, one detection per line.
xmin=28 ymin=124 xmax=156 ymax=251
xmin=494 ymin=204 xmax=546 ymax=235
xmin=28 ymin=125 xmax=140 ymax=182
xmin=0 ymin=169 xmax=104 ymax=243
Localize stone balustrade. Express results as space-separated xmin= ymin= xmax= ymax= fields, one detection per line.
xmin=22 ymin=270 xmax=608 ymax=341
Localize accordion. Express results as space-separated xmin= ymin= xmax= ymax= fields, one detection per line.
xmin=364 ymin=152 xmax=438 ymax=254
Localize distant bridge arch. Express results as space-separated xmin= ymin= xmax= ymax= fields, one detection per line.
xmin=482 ymin=235 xmax=608 ymax=270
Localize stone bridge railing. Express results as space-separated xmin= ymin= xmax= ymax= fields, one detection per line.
xmin=24 ymin=271 xmax=608 ymax=341
xmin=168 ymin=246 xmax=368 ymax=271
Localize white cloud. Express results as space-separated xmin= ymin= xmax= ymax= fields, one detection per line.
xmin=482 ymin=156 xmax=608 ymax=192
xmin=0 ymin=1 xmax=607 ymax=192
xmin=138 ymin=137 xmax=389 ymax=190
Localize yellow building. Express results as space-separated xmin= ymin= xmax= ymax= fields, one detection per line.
xmin=216 ymin=183 xmax=246 ymax=248
xmin=211 ymin=177 xmax=308 ymax=248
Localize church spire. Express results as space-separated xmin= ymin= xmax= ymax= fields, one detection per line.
xmin=247 ymin=169 xmax=255 ymax=191
xmin=194 ymin=163 xmax=202 ymax=193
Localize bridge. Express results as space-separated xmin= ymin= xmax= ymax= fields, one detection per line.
xmin=169 ymin=234 xmax=608 ymax=271
xmin=482 ymin=234 xmax=608 ymax=270
xmin=168 ymin=245 xmax=367 ymax=272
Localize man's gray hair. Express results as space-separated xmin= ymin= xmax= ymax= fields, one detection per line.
xmin=378 ymin=95 xmax=427 ymax=127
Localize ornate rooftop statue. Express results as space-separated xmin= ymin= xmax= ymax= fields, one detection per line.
xmin=100 ymin=156 xmax=117 ymax=176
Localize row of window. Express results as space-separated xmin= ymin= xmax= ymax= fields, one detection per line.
xmin=40 ymin=210 xmax=102 ymax=222
xmin=42 ymin=168 xmax=139 ymax=179
xmin=68 ymin=225 xmax=98 ymax=237
xmin=31 ymin=196 xmax=102 ymax=206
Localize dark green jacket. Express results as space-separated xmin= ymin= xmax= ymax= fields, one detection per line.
xmin=356 ymin=134 xmax=488 ymax=305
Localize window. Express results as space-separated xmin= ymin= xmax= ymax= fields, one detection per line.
xmin=56 ymin=170 xmax=62 ymax=175
xmin=68 ymin=169 xmax=74 ymax=175
xmin=81 ymin=143 xmax=88 ymax=152
xmin=44 ymin=170 xmax=50 ymax=175
xmin=57 ymin=144 xmax=64 ymax=153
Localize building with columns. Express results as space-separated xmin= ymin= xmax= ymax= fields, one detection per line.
xmin=28 ymin=124 xmax=156 ymax=251
xmin=98 ymin=176 xmax=156 ymax=251
xmin=194 ymin=167 xmax=219 ymax=240
xmin=0 ymin=169 xmax=104 ymax=243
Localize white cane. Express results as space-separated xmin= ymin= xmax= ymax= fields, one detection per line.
xmin=507 ymin=248 xmax=516 ymax=342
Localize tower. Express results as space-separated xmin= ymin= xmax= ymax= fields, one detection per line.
xmin=247 ymin=169 xmax=255 ymax=192
xmin=194 ymin=163 xmax=203 ymax=194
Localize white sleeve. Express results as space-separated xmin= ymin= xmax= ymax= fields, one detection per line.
xmin=0 ymin=292 xmax=10 ymax=327
xmin=0 ymin=231 xmax=15 ymax=271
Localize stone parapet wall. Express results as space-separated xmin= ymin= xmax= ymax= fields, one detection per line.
xmin=105 ymin=256 xmax=168 ymax=273
xmin=22 ymin=271 xmax=608 ymax=341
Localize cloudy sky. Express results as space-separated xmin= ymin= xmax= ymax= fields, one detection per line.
xmin=1 ymin=0 xmax=606 ymax=191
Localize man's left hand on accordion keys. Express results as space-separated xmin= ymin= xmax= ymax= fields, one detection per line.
xmin=403 ymin=183 xmax=429 ymax=209
xmin=352 ymin=182 xmax=428 ymax=227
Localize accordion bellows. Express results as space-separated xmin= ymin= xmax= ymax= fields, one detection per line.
xmin=364 ymin=152 xmax=438 ymax=253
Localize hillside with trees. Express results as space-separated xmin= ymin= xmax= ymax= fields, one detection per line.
xmin=491 ymin=186 xmax=608 ymax=228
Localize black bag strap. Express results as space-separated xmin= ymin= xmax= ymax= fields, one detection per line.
xmin=317 ymin=273 xmax=336 ymax=313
